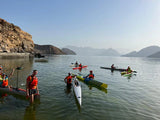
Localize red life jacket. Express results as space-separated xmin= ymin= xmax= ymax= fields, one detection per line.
xmin=66 ymin=76 xmax=72 ymax=84
xmin=27 ymin=76 xmax=38 ymax=89
xmin=89 ymin=74 xmax=94 ymax=79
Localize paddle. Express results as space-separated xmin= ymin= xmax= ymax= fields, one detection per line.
xmin=16 ymin=66 xmax=23 ymax=90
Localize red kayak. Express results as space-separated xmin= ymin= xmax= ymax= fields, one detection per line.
xmin=73 ymin=65 xmax=88 ymax=70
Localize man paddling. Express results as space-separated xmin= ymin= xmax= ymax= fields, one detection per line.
xmin=86 ymin=70 xmax=94 ymax=80
xmin=26 ymin=70 xmax=39 ymax=103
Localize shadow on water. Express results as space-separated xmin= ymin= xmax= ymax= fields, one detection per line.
xmin=64 ymin=85 xmax=72 ymax=95
xmin=73 ymin=91 xmax=81 ymax=113
xmin=24 ymin=101 xmax=40 ymax=120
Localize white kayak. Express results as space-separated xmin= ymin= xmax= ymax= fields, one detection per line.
xmin=73 ymin=78 xmax=82 ymax=106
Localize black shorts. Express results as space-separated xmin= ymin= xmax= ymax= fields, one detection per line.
xmin=29 ymin=89 xmax=37 ymax=95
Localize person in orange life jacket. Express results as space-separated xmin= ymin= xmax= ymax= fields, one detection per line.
xmin=64 ymin=73 xmax=75 ymax=87
xmin=1 ymin=73 xmax=9 ymax=88
xmin=86 ymin=70 xmax=94 ymax=80
xmin=26 ymin=70 xmax=39 ymax=103
xmin=0 ymin=66 xmax=15 ymax=88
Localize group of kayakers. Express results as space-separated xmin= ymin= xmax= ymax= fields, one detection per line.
xmin=0 ymin=65 xmax=39 ymax=103
xmin=64 ymin=70 xmax=94 ymax=87
xmin=74 ymin=61 xmax=82 ymax=67
xmin=111 ymin=64 xmax=133 ymax=73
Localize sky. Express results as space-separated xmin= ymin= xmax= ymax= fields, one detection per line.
xmin=1 ymin=0 xmax=160 ymax=52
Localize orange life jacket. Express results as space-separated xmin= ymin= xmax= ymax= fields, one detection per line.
xmin=66 ymin=76 xmax=72 ymax=84
xmin=27 ymin=76 xmax=38 ymax=89
xmin=2 ymin=77 xmax=8 ymax=87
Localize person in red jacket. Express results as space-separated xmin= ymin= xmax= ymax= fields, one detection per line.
xmin=64 ymin=73 xmax=74 ymax=87
xmin=26 ymin=70 xmax=39 ymax=103
xmin=86 ymin=70 xmax=94 ymax=80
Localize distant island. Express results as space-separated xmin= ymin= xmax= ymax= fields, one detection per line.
xmin=0 ymin=18 xmax=76 ymax=58
xmin=122 ymin=45 xmax=160 ymax=58
xmin=65 ymin=46 xmax=120 ymax=56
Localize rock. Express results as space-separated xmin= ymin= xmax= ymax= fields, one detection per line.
xmin=34 ymin=44 xmax=65 ymax=55
xmin=0 ymin=18 xmax=34 ymax=53
xmin=61 ymin=48 xmax=76 ymax=55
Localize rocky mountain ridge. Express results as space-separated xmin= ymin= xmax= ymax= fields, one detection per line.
xmin=0 ymin=18 xmax=34 ymax=53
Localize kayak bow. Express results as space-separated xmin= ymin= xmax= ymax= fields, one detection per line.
xmin=73 ymin=78 xmax=82 ymax=106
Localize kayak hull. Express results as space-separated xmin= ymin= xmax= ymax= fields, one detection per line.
xmin=73 ymin=79 xmax=82 ymax=106
xmin=76 ymin=76 xmax=108 ymax=89
xmin=100 ymin=67 xmax=127 ymax=72
xmin=0 ymin=87 xmax=40 ymax=100
xmin=73 ymin=66 xmax=88 ymax=70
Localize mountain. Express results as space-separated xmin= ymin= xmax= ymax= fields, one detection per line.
xmin=148 ymin=51 xmax=160 ymax=58
xmin=0 ymin=18 xmax=34 ymax=53
xmin=34 ymin=44 xmax=64 ymax=55
xmin=123 ymin=46 xmax=160 ymax=57
xmin=61 ymin=48 xmax=76 ymax=55
xmin=65 ymin=46 xmax=120 ymax=56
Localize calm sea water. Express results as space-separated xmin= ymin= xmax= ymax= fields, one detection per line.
xmin=0 ymin=55 xmax=160 ymax=120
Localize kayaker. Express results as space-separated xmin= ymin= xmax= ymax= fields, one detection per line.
xmin=64 ymin=73 xmax=74 ymax=87
xmin=75 ymin=61 xmax=78 ymax=67
xmin=26 ymin=70 xmax=39 ymax=103
xmin=86 ymin=70 xmax=94 ymax=80
xmin=1 ymin=73 xmax=9 ymax=88
xmin=79 ymin=63 xmax=82 ymax=67
xmin=126 ymin=66 xmax=132 ymax=73
xmin=0 ymin=66 xmax=15 ymax=88
xmin=111 ymin=64 xmax=115 ymax=69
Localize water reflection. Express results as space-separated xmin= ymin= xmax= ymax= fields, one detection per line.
xmin=24 ymin=102 xmax=40 ymax=120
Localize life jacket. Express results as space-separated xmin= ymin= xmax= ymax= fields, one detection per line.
xmin=2 ymin=76 xmax=8 ymax=87
xmin=27 ymin=76 xmax=38 ymax=89
xmin=89 ymin=74 xmax=94 ymax=79
xmin=66 ymin=76 xmax=72 ymax=84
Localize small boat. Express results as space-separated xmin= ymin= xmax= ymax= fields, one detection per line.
xmin=73 ymin=77 xmax=82 ymax=106
xmin=73 ymin=65 xmax=88 ymax=70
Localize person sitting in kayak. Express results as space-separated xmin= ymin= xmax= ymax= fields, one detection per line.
xmin=0 ymin=66 xmax=15 ymax=88
xmin=86 ymin=70 xmax=94 ymax=80
xmin=26 ymin=70 xmax=39 ymax=103
xmin=79 ymin=63 xmax=82 ymax=68
xmin=111 ymin=64 xmax=115 ymax=69
xmin=1 ymin=73 xmax=9 ymax=88
xmin=64 ymin=73 xmax=75 ymax=87
xmin=126 ymin=66 xmax=132 ymax=73
xmin=75 ymin=61 xmax=78 ymax=67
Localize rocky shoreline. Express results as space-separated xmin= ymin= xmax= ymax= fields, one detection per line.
xmin=0 ymin=53 xmax=31 ymax=58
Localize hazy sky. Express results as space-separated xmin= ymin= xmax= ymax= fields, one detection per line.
xmin=1 ymin=0 xmax=160 ymax=51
